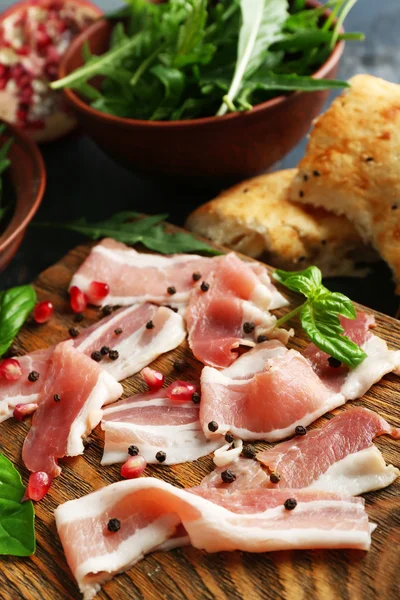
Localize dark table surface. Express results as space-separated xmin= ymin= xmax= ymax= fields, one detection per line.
xmin=0 ymin=0 xmax=399 ymax=317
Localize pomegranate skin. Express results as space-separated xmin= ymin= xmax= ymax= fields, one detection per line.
xmin=0 ymin=0 xmax=102 ymax=143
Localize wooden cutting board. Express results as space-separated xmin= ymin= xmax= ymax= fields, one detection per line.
xmin=1 ymin=232 xmax=399 ymax=600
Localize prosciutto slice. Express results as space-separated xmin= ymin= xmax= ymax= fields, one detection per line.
xmin=257 ymin=407 xmax=400 ymax=495
xmin=70 ymin=238 xmax=215 ymax=309
xmin=200 ymin=314 xmax=400 ymax=441
xmin=101 ymin=385 xmax=222 ymax=465
xmin=74 ymin=303 xmax=186 ymax=381
xmin=186 ymin=253 xmax=289 ymax=368
xmin=55 ymin=477 xmax=373 ymax=599
xmin=22 ymin=341 xmax=122 ymax=478
xmin=0 ymin=349 xmax=52 ymax=423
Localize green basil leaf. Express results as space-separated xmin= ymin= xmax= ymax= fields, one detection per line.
xmin=315 ymin=291 xmax=357 ymax=320
xmin=0 ymin=454 xmax=36 ymax=556
xmin=273 ymin=266 xmax=322 ymax=297
xmin=300 ymin=303 xmax=367 ymax=368
xmin=31 ymin=213 xmax=219 ymax=255
xmin=0 ymin=285 xmax=36 ymax=357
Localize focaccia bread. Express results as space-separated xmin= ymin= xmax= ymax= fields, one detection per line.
xmin=289 ymin=74 xmax=400 ymax=291
xmin=186 ymin=169 xmax=376 ymax=277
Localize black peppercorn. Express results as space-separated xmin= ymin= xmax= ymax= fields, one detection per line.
xmin=109 ymin=350 xmax=119 ymax=361
xmin=208 ymin=421 xmax=218 ymax=432
xmin=192 ymin=272 xmax=201 ymax=282
xmin=191 ymin=392 xmax=201 ymax=404
xmin=173 ymin=359 xmax=189 ymax=373
xmin=295 ymin=425 xmax=307 ymax=436
xmin=69 ymin=326 xmax=80 ymax=338
xmin=284 ymin=498 xmax=297 ymax=510
xmin=243 ymin=322 xmax=255 ymax=334
xmin=257 ymin=335 xmax=268 ymax=343
xmin=200 ymin=281 xmax=210 ymax=292
xmin=241 ymin=444 xmax=256 ymax=459
xmin=107 ymin=518 xmax=121 ymax=532
xmin=225 ymin=432 xmax=234 ymax=444
xmin=328 ymin=356 xmax=342 ymax=368
xmin=28 ymin=371 xmax=39 ymax=382
xmin=53 ymin=394 xmax=61 ymax=402
xmin=167 ymin=286 xmax=176 ymax=295
xmin=74 ymin=313 xmax=84 ymax=323
xmin=221 ymin=469 xmax=236 ymax=484
xmin=156 ymin=451 xmax=166 ymax=463
xmin=313 ymin=170 xmax=321 ymax=177
xmin=91 ymin=351 xmax=102 ymax=362
xmin=146 ymin=320 xmax=154 ymax=329
xmin=128 ymin=445 xmax=139 ymax=456
xmin=102 ymin=305 xmax=113 ymax=316
xmin=114 ymin=327 xmax=123 ymax=335
xmin=269 ymin=471 xmax=281 ymax=484
xmin=100 ymin=346 xmax=111 ymax=356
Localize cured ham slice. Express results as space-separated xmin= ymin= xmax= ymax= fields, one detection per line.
xmin=22 ymin=341 xmax=122 ymax=478
xmin=187 ymin=253 xmax=289 ymax=368
xmin=257 ymin=408 xmax=400 ymax=495
xmin=101 ymin=385 xmax=222 ymax=465
xmin=200 ymin=314 xmax=400 ymax=441
xmin=0 ymin=349 xmax=52 ymax=423
xmin=70 ymin=238 xmax=215 ymax=309
xmin=200 ymin=340 xmax=344 ymax=440
xmin=75 ymin=303 xmax=186 ymax=381
xmin=55 ymin=477 xmax=373 ymax=599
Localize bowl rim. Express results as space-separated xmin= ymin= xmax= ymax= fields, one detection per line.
xmin=59 ymin=0 xmax=345 ymax=129
xmin=0 ymin=123 xmax=46 ymax=253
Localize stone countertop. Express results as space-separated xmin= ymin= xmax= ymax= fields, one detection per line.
xmin=0 ymin=0 xmax=398 ymax=315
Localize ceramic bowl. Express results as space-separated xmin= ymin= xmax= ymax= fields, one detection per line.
xmin=59 ymin=1 xmax=344 ymax=181
xmin=0 ymin=123 xmax=46 ymax=272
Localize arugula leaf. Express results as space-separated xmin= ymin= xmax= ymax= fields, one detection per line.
xmin=0 ymin=454 xmax=35 ymax=557
xmin=0 ymin=285 xmax=36 ymax=357
xmin=217 ymin=0 xmax=289 ymax=115
xmin=32 ymin=212 xmax=221 ymax=256
xmin=273 ymin=267 xmax=367 ymax=369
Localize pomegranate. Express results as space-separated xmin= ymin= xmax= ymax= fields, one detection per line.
xmin=120 ymin=455 xmax=146 ymax=479
xmin=13 ymin=402 xmax=38 ymax=421
xmin=141 ymin=367 xmax=164 ymax=391
xmin=25 ymin=471 xmax=52 ymax=501
xmin=0 ymin=0 xmax=102 ymax=142
xmin=87 ymin=281 xmax=110 ymax=303
xmin=69 ymin=285 xmax=88 ymax=312
xmin=33 ymin=299 xmax=54 ymax=323
xmin=167 ymin=381 xmax=197 ymax=402
xmin=0 ymin=357 xmax=22 ymax=380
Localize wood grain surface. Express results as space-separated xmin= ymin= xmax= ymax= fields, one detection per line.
xmin=1 ymin=230 xmax=399 ymax=600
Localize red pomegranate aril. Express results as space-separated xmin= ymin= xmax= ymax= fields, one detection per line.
xmin=141 ymin=367 xmax=164 ymax=391
xmin=167 ymin=381 xmax=197 ymax=402
xmin=0 ymin=358 xmax=22 ymax=381
xmin=69 ymin=286 xmax=88 ymax=313
xmin=13 ymin=402 xmax=38 ymax=422
xmin=87 ymin=281 xmax=110 ymax=303
xmin=0 ymin=79 xmax=6 ymax=91
xmin=33 ymin=300 xmax=54 ymax=324
xmin=120 ymin=455 xmax=146 ymax=479
xmin=25 ymin=471 xmax=52 ymax=501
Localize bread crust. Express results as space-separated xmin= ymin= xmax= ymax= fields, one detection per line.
xmin=289 ymin=74 xmax=400 ymax=291
xmin=186 ymin=169 xmax=376 ymax=278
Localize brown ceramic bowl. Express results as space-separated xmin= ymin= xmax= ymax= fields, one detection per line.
xmin=59 ymin=1 xmax=344 ymax=180
xmin=0 ymin=123 xmax=46 ymax=272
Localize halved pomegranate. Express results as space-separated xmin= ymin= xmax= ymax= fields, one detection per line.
xmin=0 ymin=0 xmax=102 ymax=142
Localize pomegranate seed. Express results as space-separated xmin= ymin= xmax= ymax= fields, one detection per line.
xmin=26 ymin=119 xmax=45 ymax=130
xmin=0 ymin=64 xmax=6 ymax=77
xmin=18 ymin=75 xmax=31 ymax=89
xmin=16 ymin=46 xmax=29 ymax=56
xmin=33 ymin=300 xmax=54 ymax=324
xmin=87 ymin=281 xmax=110 ymax=303
xmin=141 ymin=367 xmax=164 ymax=391
xmin=0 ymin=358 xmax=22 ymax=381
xmin=0 ymin=79 xmax=6 ymax=91
xmin=36 ymin=31 xmax=52 ymax=50
xmin=120 ymin=455 xmax=146 ymax=479
xmin=69 ymin=286 xmax=88 ymax=313
xmin=12 ymin=64 xmax=25 ymax=79
xmin=167 ymin=381 xmax=197 ymax=402
xmin=13 ymin=403 xmax=38 ymax=421
xmin=17 ymin=109 xmax=28 ymax=124
xmin=25 ymin=472 xmax=52 ymax=502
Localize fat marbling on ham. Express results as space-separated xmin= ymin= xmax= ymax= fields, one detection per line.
xmin=55 ymin=477 xmax=373 ymax=600
xmin=101 ymin=384 xmax=222 ymax=465
xmin=200 ymin=313 xmax=400 ymax=441
xmin=186 ymin=252 xmax=289 ymax=368
xmin=257 ymin=407 xmax=400 ymax=495
xmin=22 ymin=341 xmax=122 ymax=479
xmin=70 ymin=238 xmax=215 ymax=309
